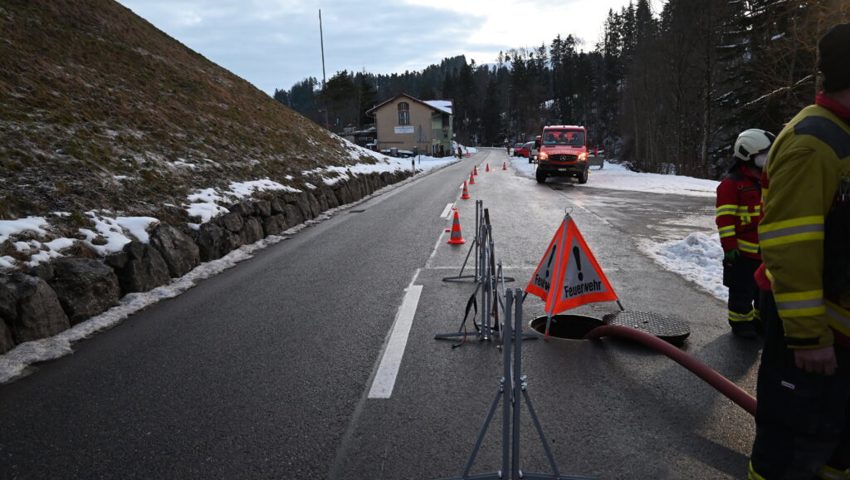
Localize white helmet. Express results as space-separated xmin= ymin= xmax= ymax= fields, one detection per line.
xmin=734 ymin=129 xmax=775 ymax=166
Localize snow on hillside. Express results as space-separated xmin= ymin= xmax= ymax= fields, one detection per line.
xmin=0 ymin=150 xmax=459 ymax=272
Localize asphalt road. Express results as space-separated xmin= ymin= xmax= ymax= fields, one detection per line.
xmin=0 ymin=149 xmax=760 ymax=479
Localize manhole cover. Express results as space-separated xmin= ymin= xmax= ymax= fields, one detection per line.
xmin=529 ymin=314 xmax=603 ymax=340
xmin=602 ymin=311 xmax=690 ymax=345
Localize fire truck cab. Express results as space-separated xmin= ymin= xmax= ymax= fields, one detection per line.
xmin=535 ymin=125 xmax=589 ymax=184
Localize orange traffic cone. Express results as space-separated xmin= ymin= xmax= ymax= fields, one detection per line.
xmin=473 ymin=166 xmax=479 ymax=176
xmin=469 ymin=171 xmax=475 ymax=185
xmin=502 ymin=161 xmax=507 ymax=171
xmin=461 ymin=180 xmax=470 ymax=200
xmin=447 ymin=209 xmax=465 ymax=245
xmin=485 ymin=163 xmax=490 ymax=173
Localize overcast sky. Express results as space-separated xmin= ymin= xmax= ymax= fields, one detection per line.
xmin=117 ymin=0 xmax=656 ymax=96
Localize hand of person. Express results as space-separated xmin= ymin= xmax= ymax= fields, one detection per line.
xmin=724 ymin=249 xmax=739 ymax=263
xmin=794 ymin=346 xmax=838 ymax=375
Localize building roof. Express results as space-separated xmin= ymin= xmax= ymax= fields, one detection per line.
xmin=422 ymin=100 xmax=452 ymax=115
xmin=366 ymin=93 xmax=453 ymax=116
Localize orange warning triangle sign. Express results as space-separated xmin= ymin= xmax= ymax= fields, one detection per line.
xmin=526 ymin=215 xmax=618 ymax=315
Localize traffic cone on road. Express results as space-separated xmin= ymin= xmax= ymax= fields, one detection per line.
xmin=447 ymin=209 xmax=465 ymax=245
xmin=485 ymin=163 xmax=490 ymax=172
xmin=469 ymin=171 xmax=475 ymax=185
xmin=461 ymin=180 xmax=470 ymax=200
xmin=502 ymin=161 xmax=507 ymax=171
xmin=473 ymin=165 xmax=479 ymax=176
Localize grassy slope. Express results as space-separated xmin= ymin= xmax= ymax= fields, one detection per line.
xmin=0 ymin=0 xmax=368 ymax=222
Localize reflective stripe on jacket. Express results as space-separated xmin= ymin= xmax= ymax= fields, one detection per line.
xmin=716 ymin=165 xmax=763 ymax=259
xmin=759 ymin=104 xmax=850 ymax=348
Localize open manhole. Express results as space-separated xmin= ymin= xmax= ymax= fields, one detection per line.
xmin=602 ymin=311 xmax=690 ymax=346
xmin=529 ymin=314 xmax=604 ymax=340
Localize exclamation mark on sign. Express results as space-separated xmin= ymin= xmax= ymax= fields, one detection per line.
xmin=545 ymin=245 xmax=557 ymax=280
xmin=573 ymin=246 xmax=583 ymax=281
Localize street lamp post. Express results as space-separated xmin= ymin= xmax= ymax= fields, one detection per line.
xmin=319 ymin=9 xmax=329 ymax=130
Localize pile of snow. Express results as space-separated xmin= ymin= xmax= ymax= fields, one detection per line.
xmin=78 ymin=214 xmax=160 ymax=256
xmin=185 ymin=179 xmax=301 ymax=224
xmin=638 ymin=232 xmax=727 ymax=301
xmin=0 ymin=217 xmax=49 ymax=244
xmin=303 ymin=154 xmax=458 ymax=186
xmin=0 ymin=213 xmax=161 ymax=269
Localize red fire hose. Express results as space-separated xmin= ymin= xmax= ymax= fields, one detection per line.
xmin=584 ymin=324 xmax=757 ymax=416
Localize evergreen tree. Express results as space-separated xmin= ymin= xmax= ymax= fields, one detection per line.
xmin=273 ymin=89 xmax=290 ymax=107
xmin=355 ymin=74 xmax=377 ymax=127
xmin=273 ymin=2 xmax=849 ymax=168
xmin=481 ymin=78 xmax=502 ymax=145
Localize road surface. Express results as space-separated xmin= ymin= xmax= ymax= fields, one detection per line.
xmin=0 ymin=148 xmax=759 ymax=479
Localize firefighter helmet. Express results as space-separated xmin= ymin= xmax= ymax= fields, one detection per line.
xmin=734 ymin=129 xmax=775 ymax=163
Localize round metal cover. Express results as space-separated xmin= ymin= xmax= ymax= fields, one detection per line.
xmin=602 ymin=311 xmax=690 ymax=345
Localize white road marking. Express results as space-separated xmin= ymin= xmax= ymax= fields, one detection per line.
xmin=368 ymin=283 xmax=423 ymax=399
xmin=440 ymin=203 xmax=453 ymax=219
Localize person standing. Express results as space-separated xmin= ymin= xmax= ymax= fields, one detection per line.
xmin=749 ymin=23 xmax=850 ymax=480
xmin=716 ymin=128 xmax=775 ymax=338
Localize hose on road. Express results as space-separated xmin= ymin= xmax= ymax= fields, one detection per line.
xmin=584 ymin=324 xmax=757 ymax=416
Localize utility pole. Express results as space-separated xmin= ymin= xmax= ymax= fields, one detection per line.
xmin=319 ymin=9 xmax=329 ymax=130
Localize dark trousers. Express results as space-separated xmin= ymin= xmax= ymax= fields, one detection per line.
xmin=725 ymin=256 xmax=761 ymax=324
xmin=750 ymin=291 xmax=850 ymax=479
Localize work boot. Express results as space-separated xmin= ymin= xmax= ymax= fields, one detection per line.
xmin=753 ymin=317 xmax=764 ymax=336
xmin=731 ymin=321 xmax=758 ymax=339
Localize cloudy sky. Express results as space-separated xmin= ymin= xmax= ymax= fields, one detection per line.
xmin=117 ymin=0 xmax=654 ymax=95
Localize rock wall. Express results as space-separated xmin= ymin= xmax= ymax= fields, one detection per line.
xmin=0 ymin=171 xmax=410 ymax=354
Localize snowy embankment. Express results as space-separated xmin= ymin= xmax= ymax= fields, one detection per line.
xmin=511 ymin=155 xmax=727 ymax=302
xmin=0 ymin=153 xmax=458 ymax=271
xmin=0 ymin=150 xmax=459 ymax=382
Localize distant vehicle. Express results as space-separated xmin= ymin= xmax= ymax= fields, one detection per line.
xmin=514 ymin=141 xmax=534 ymax=159
xmin=535 ymin=125 xmax=589 ymax=184
xmin=512 ymin=142 xmax=526 ymax=157
xmin=380 ymin=148 xmax=415 ymax=158
xmin=514 ymin=143 xmax=531 ymax=157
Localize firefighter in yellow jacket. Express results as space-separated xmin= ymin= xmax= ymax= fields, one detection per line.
xmin=749 ymin=23 xmax=850 ymax=479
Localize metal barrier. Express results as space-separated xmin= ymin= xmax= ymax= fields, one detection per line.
xmin=438 ymin=289 xmax=595 ymax=480
xmin=436 ymin=201 xmax=518 ymax=347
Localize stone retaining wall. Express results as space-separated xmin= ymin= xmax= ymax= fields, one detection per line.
xmin=0 ymin=171 xmax=410 ymax=354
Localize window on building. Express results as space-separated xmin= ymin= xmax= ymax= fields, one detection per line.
xmin=398 ymin=102 xmax=410 ymax=126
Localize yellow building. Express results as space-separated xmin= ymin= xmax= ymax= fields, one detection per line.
xmin=367 ymin=93 xmax=453 ymax=156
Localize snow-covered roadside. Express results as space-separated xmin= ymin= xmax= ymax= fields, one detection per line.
xmin=637 ymin=233 xmax=728 ymax=302
xmin=510 ymin=156 xmax=718 ymax=197
xmin=0 ymin=154 xmax=458 ymax=272
xmin=0 ymin=154 xmax=460 ymax=383
xmin=508 ymin=154 xmax=728 ymax=302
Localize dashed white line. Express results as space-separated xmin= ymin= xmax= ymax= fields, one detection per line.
xmin=368 ymin=282 xmax=423 ymax=399
xmin=440 ymin=203 xmax=454 ymax=219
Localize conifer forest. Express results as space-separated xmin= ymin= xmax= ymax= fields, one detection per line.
xmin=275 ymin=0 xmax=850 ymax=178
